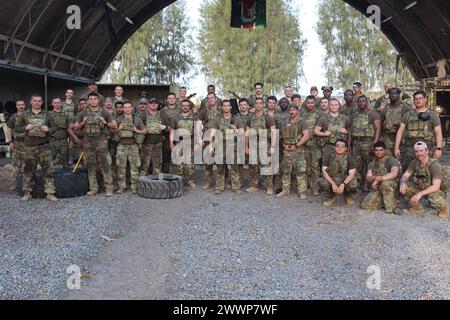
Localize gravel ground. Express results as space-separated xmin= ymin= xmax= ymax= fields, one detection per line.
xmin=164 ymin=190 xmax=450 ymax=300
xmin=0 ymin=192 xmax=129 ymax=300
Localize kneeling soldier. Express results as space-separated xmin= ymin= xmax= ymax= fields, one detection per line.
xmin=361 ymin=141 xmax=400 ymax=213
xmin=319 ymin=139 xmax=357 ymax=206
xmin=399 ymin=141 xmax=448 ymax=218
xmin=115 ymin=102 xmax=147 ymax=193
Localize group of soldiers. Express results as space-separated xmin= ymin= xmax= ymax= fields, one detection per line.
xmin=5 ymin=80 xmax=448 ymax=218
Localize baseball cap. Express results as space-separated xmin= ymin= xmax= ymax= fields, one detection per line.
xmin=414 ymin=141 xmax=428 ymax=151
xmin=353 ymin=82 xmax=362 ymax=88
xmin=148 ymin=98 xmax=159 ymax=104
xmin=288 ymin=104 xmax=298 ymax=110
xmin=321 ymin=86 xmax=334 ymax=92
xmin=310 ymin=86 xmax=318 ymax=91
xmin=139 ymin=97 xmax=149 ymax=104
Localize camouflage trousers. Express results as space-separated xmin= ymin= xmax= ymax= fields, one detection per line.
xmin=10 ymin=140 xmax=25 ymax=188
xmin=401 ymin=139 xmax=435 ymax=172
xmin=173 ymin=145 xmax=195 ymax=184
xmin=109 ymin=140 xmax=119 ymax=189
xmin=49 ymin=138 xmax=69 ymax=169
xmin=404 ymin=180 xmax=448 ymax=210
xmin=383 ymin=133 xmax=396 ymax=157
xmin=83 ymin=139 xmax=113 ymax=192
xmin=281 ymin=150 xmax=307 ymax=194
xmin=305 ymin=143 xmax=322 ymax=193
xmin=23 ymin=143 xmax=55 ymax=194
xmin=352 ymin=138 xmax=373 ymax=185
xmin=361 ymin=180 xmax=398 ymax=212
xmin=216 ymin=164 xmax=240 ymax=191
xmin=162 ymin=135 xmax=171 ymax=173
xmin=140 ymin=143 xmax=162 ymax=176
xmin=319 ymin=176 xmax=357 ymax=197
xmin=116 ymin=143 xmax=140 ymax=190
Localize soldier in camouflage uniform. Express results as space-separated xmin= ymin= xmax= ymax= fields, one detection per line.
xmin=301 ymin=95 xmax=326 ymax=196
xmin=302 ymin=86 xmax=321 ymax=110
xmin=291 ymin=94 xmax=302 ymax=111
xmin=319 ymin=97 xmax=330 ymax=114
xmin=245 ymin=97 xmax=277 ymax=195
xmin=140 ymin=98 xmax=170 ymax=176
xmin=248 ymin=82 xmax=268 ymax=109
xmin=276 ymin=104 xmax=309 ymax=199
xmin=81 ymin=81 xmax=105 ymax=107
xmin=115 ymin=102 xmax=147 ymax=193
xmin=109 ymin=101 xmax=124 ymax=190
xmin=6 ymin=99 xmax=27 ymax=191
xmin=361 ymin=141 xmax=401 ymax=213
xmin=161 ymin=93 xmax=180 ymax=173
xmin=352 ymin=82 xmax=364 ymax=106
xmin=21 ymin=95 xmax=57 ymax=202
xmin=350 ymin=95 xmax=381 ymax=189
xmin=47 ymin=98 xmax=75 ymax=169
xmin=200 ymin=85 xmax=223 ymax=111
xmin=395 ymin=91 xmax=443 ymax=172
xmin=319 ymin=139 xmax=358 ymax=206
xmin=235 ymin=98 xmax=252 ymax=188
xmin=273 ymin=97 xmax=291 ymax=192
xmin=112 ymin=86 xmax=127 ymax=107
xmin=374 ymin=83 xmax=393 ymax=112
xmin=314 ymin=98 xmax=352 ymax=160
xmin=62 ymin=89 xmax=76 ymax=121
xmin=170 ymin=99 xmax=198 ymax=188
xmin=210 ymin=100 xmax=245 ymax=194
xmin=400 ymin=141 xmax=448 ymax=218
xmin=74 ymin=92 xmax=117 ymax=196
xmin=69 ymin=98 xmax=87 ymax=167
xmin=176 ymin=86 xmax=188 ymax=108
xmin=339 ymin=90 xmax=357 ymax=117
xmin=380 ymin=87 xmax=411 ymax=156
xmin=197 ymin=92 xmax=222 ymax=190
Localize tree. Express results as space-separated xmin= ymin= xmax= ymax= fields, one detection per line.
xmin=103 ymin=0 xmax=194 ymax=85
xmin=316 ymin=0 xmax=415 ymax=92
xmin=198 ymin=0 xmax=306 ymax=96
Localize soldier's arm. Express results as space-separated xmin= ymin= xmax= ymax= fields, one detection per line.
xmin=322 ymin=166 xmax=336 ymax=187
xmin=434 ymin=125 xmax=443 ymax=156
xmin=399 ymin=170 xmax=412 ymax=194
xmin=366 ymin=169 xmax=375 ymax=184
xmin=296 ymin=129 xmax=310 ymax=148
xmin=377 ymin=166 xmax=400 ymax=183
xmin=373 ymin=118 xmax=382 ymax=144
xmin=394 ymin=123 xmax=406 ymax=158
xmin=344 ymin=168 xmax=357 ymax=185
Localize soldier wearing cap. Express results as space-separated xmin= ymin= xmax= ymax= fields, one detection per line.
xmin=352 ymin=82 xmax=364 ymax=106
xmin=374 ymin=83 xmax=393 ymax=112
xmin=395 ymin=90 xmax=443 ymax=171
xmin=302 ymin=86 xmax=321 ymax=110
xmin=399 ymin=141 xmax=448 ymax=218
xmin=380 ymin=87 xmax=411 ymax=156
xmin=321 ymin=86 xmax=334 ymax=100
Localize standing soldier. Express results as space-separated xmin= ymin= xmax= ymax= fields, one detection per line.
xmin=69 ymin=98 xmax=87 ymax=166
xmin=210 ymin=100 xmax=245 ymax=194
xmin=47 ymin=98 xmax=76 ymax=170
xmin=115 ymin=102 xmax=147 ymax=193
xmin=140 ymin=98 xmax=170 ymax=176
xmin=400 ymin=141 xmax=448 ymax=218
xmin=314 ymin=98 xmax=352 ymax=160
xmin=340 ymin=90 xmax=357 ymax=117
xmin=352 ymin=82 xmax=364 ymax=106
xmin=291 ymin=94 xmax=302 ymax=111
xmin=112 ymin=86 xmax=127 ymax=107
xmin=319 ymin=97 xmax=330 ymax=114
xmin=248 ymin=82 xmax=268 ymax=108
xmin=62 ymin=89 xmax=76 ymax=120
xmin=21 ymin=95 xmax=57 ymax=202
xmin=170 ymin=99 xmax=198 ymax=188
xmin=282 ymin=85 xmax=294 ymax=104
xmin=374 ymin=83 xmax=393 ymax=112
xmin=160 ymin=93 xmax=180 ymax=173
xmin=301 ymin=95 xmax=325 ymax=196
xmin=276 ymin=104 xmax=310 ymax=199
xmin=319 ymin=139 xmax=358 ymax=206
xmin=235 ymin=98 xmax=252 ymax=188
xmin=176 ymin=86 xmax=188 ymax=107
xmin=361 ymin=141 xmax=400 ymax=214
xmin=109 ymin=101 xmax=125 ymax=190
xmin=82 ymin=81 xmax=105 ymax=107
xmin=103 ymin=97 xmax=115 ymax=114
xmin=380 ymin=87 xmax=411 ymax=156
xmin=200 ymin=85 xmax=223 ymax=110
xmin=350 ymin=95 xmax=381 ymax=189
xmin=245 ymin=97 xmax=277 ymax=194
xmin=302 ymin=86 xmax=321 ymax=110
xmin=321 ymin=86 xmax=334 ymax=100
xmin=74 ymin=93 xmax=117 ymax=196
xmin=7 ymin=99 xmax=27 ymax=191
xmin=273 ymin=97 xmax=291 ymax=193
xmin=197 ymin=92 xmax=222 ymax=190
xmin=395 ymin=91 xmax=443 ymax=171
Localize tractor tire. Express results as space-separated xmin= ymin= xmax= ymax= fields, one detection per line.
xmin=137 ymin=173 xmax=184 ymax=199
xmin=18 ymin=168 xmax=89 ymax=199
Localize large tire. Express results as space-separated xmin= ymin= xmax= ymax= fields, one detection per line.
xmin=137 ymin=174 xmax=184 ymax=199
xmin=18 ymin=168 xmax=89 ymax=199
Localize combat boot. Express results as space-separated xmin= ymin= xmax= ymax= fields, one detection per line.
xmin=277 ymin=190 xmax=290 ymax=197
xmin=233 ymin=189 xmax=242 ymax=194
xmin=130 ymin=186 xmax=137 ymax=194
xmin=105 ymin=190 xmax=113 ymax=197
xmin=87 ymin=190 xmax=98 ymax=196
xmin=266 ymin=188 xmax=274 ymax=195
xmin=214 ymin=188 xmax=224 ymax=195
xmin=202 ymin=179 xmax=211 ymax=190
xmin=299 ymin=193 xmax=308 ymax=200
xmin=403 ymin=204 xmax=425 ymax=214
xmin=313 ymin=190 xmax=320 ymax=197
xmin=323 ymin=196 xmax=336 ymax=207
xmin=246 ymin=186 xmax=259 ymax=193
xmin=438 ymin=206 xmax=449 ymax=219
xmin=46 ymin=194 xmax=58 ymax=202
xmin=116 ymin=188 xmax=123 ymax=194
xmin=21 ymin=191 xmax=32 ymax=201
xmin=345 ymin=196 xmax=354 ymax=205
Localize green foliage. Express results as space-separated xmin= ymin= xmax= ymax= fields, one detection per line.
xmin=316 ymin=0 xmax=415 ymax=91
xmin=103 ymin=0 xmax=194 ymax=85
xmin=198 ymin=0 xmax=306 ymax=96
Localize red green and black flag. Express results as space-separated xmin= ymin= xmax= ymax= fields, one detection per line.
xmin=230 ymin=0 xmax=267 ymax=29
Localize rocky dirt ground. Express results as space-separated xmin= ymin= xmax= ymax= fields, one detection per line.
xmin=1 ymin=162 xmax=450 ymax=300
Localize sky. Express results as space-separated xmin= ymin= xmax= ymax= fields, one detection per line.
xmin=184 ymin=0 xmax=327 ymax=97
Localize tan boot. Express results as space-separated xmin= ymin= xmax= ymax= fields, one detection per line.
xmin=246 ymin=186 xmax=259 ymax=193
xmin=105 ymin=189 xmax=113 ymax=197
xmin=87 ymin=190 xmax=97 ymax=196
xmin=313 ymin=190 xmax=320 ymax=197
xmin=277 ymin=190 xmax=290 ymax=197
xmin=116 ymin=188 xmax=123 ymax=194
xmin=46 ymin=194 xmax=58 ymax=202
xmin=266 ymin=188 xmax=274 ymax=196
xmin=299 ymin=193 xmax=308 ymax=200
xmin=202 ymin=179 xmax=211 ymax=190
xmin=131 ymin=187 xmax=137 ymax=194
xmin=438 ymin=206 xmax=449 ymax=219
xmin=403 ymin=204 xmax=425 ymax=214
xmin=323 ymin=196 xmax=336 ymax=207
xmin=233 ymin=189 xmax=242 ymax=194
xmin=21 ymin=191 xmax=32 ymax=201
xmin=345 ymin=196 xmax=354 ymax=205
xmin=214 ymin=188 xmax=224 ymax=194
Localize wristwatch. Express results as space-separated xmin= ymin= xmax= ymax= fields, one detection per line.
xmin=436 ymin=147 xmax=442 ymax=151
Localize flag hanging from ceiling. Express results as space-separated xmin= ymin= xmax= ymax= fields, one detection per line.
xmin=230 ymin=0 xmax=267 ymax=29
